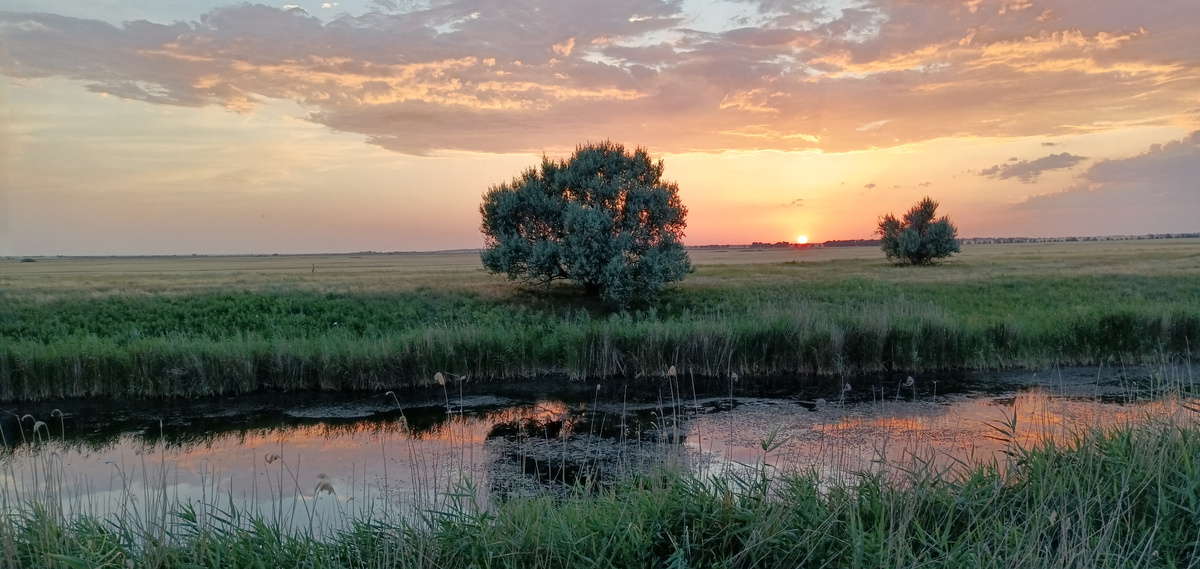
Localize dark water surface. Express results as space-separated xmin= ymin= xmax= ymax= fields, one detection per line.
xmin=2 ymin=365 xmax=1193 ymax=527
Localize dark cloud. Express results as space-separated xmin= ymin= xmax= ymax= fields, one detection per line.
xmin=1042 ymin=142 xmax=1061 ymax=147
xmin=3 ymin=0 xmax=1199 ymax=154
xmin=781 ymin=198 xmax=804 ymax=207
xmin=864 ymin=183 xmax=877 ymax=189
xmin=1013 ymin=132 xmax=1200 ymax=234
xmin=980 ymin=152 xmax=1088 ymax=183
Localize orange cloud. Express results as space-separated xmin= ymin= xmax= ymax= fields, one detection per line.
xmin=552 ymin=38 xmax=576 ymax=56
xmin=2 ymin=0 xmax=1197 ymax=155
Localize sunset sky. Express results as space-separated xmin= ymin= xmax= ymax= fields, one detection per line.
xmin=2 ymin=0 xmax=1198 ymax=255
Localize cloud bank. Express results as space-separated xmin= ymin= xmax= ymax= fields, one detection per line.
xmin=1014 ymin=131 xmax=1200 ymax=234
xmin=3 ymin=0 xmax=1199 ymax=155
xmin=980 ymin=152 xmax=1087 ymax=183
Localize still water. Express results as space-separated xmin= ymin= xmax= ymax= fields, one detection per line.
xmin=1 ymin=366 xmax=1193 ymax=529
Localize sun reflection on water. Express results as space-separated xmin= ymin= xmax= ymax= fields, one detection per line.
xmin=3 ymin=375 xmax=1195 ymax=529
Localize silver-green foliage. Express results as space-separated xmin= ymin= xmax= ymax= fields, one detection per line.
xmin=480 ymin=141 xmax=691 ymax=306
xmin=877 ymin=197 xmax=961 ymax=265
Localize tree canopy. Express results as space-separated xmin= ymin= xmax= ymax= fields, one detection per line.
xmin=877 ymin=197 xmax=961 ymax=265
xmin=479 ymin=141 xmax=691 ymax=306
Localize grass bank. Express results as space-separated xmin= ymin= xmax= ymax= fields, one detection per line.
xmin=5 ymin=413 xmax=1199 ymax=568
xmin=2 ymin=241 xmax=1199 ymax=401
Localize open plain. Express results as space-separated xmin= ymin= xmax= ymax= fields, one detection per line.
xmin=5 ymin=239 xmax=1198 ymax=295
xmin=2 ymin=239 xmax=1198 ymax=401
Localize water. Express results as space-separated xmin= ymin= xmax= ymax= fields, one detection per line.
xmin=1 ymin=365 xmax=1193 ymax=530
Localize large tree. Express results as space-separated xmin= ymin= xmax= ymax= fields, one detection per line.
xmin=877 ymin=197 xmax=961 ymax=265
xmin=480 ymin=141 xmax=691 ymax=306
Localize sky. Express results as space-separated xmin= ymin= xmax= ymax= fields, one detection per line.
xmin=1 ymin=0 xmax=1198 ymax=255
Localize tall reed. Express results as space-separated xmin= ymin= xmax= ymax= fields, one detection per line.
xmin=2 ymin=275 xmax=1198 ymax=401
xmin=4 ymin=404 xmax=1198 ymax=568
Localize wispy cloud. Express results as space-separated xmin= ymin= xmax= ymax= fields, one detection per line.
xmin=856 ymin=120 xmax=889 ymax=131
xmin=980 ymin=152 xmax=1088 ymax=183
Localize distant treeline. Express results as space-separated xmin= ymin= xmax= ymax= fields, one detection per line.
xmin=820 ymin=239 xmax=881 ymax=248
xmin=690 ymin=232 xmax=1200 ymax=250
xmin=962 ymin=233 xmax=1200 ymax=244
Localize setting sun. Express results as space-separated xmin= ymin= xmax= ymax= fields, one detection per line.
xmin=797 ymin=235 xmax=808 ymax=244
xmin=3 ymin=0 xmax=1199 ymax=256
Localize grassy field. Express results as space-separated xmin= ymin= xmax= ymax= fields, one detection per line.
xmin=5 ymin=414 xmax=1199 ymax=568
xmin=2 ymin=240 xmax=1198 ymax=401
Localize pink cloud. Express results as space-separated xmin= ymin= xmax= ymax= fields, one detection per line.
xmin=2 ymin=0 xmax=1197 ymax=155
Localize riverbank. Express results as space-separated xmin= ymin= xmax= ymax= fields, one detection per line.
xmin=5 ymin=413 xmax=1199 ymax=568
xmin=2 ymin=240 xmax=1198 ymax=401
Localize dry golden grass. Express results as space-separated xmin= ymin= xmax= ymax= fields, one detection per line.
xmin=2 ymin=239 xmax=1198 ymax=301
xmin=677 ymin=239 xmax=1200 ymax=297
xmin=0 ymin=252 xmax=497 ymax=299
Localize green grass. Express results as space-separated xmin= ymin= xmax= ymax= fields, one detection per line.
xmin=4 ymin=412 xmax=1199 ymax=568
xmin=2 ymin=241 xmax=1199 ymax=401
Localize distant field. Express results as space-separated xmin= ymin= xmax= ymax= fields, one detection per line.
xmin=5 ymin=239 xmax=1197 ymax=295
xmin=2 ymin=240 xmax=1198 ymax=401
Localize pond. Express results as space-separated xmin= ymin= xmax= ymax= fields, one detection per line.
xmin=1 ymin=365 xmax=1193 ymax=531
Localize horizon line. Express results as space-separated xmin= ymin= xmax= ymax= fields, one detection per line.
xmin=6 ymin=232 xmax=1199 ymax=259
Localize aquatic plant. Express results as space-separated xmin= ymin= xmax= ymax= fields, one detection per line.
xmin=3 ymin=407 xmax=1198 ymax=568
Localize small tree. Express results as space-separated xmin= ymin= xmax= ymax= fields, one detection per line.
xmin=480 ymin=141 xmax=691 ymax=306
xmin=877 ymin=197 xmax=961 ymax=265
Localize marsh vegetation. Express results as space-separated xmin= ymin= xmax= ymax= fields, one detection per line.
xmin=2 ymin=240 xmax=1198 ymax=401
xmin=2 ymin=240 xmax=1199 ymax=566
xmin=2 ymin=368 xmax=1197 ymax=568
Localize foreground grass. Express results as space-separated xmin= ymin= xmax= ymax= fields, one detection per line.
xmin=2 ymin=241 xmax=1198 ymax=400
xmin=5 ymin=414 xmax=1199 ymax=568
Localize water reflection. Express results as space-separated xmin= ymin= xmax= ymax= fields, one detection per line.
xmin=1 ymin=366 xmax=1194 ymax=529
xmin=685 ymin=389 xmax=1197 ymax=488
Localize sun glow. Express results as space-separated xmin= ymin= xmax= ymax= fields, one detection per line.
xmin=797 ymin=235 xmax=808 ymax=244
